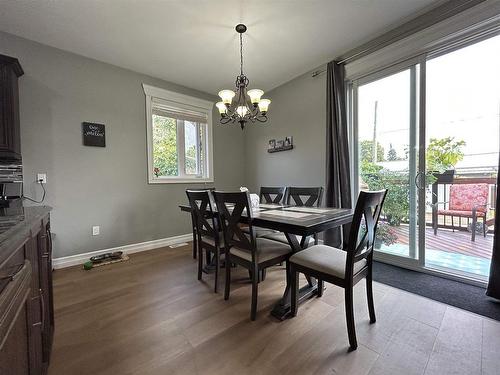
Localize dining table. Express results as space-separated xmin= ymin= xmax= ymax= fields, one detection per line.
xmin=179 ymin=202 xmax=353 ymax=320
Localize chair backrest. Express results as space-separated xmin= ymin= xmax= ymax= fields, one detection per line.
xmin=212 ymin=191 xmax=256 ymax=258
xmin=186 ymin=190 xmax=219 ymax=245
xmin=345 ymin=190 xmax=388 ymax=277
xmin=259 ymin=186 xmax=287 ymax=204
xmin=286 ymin=187 xmax=323 ymax=207
xmin=448 ymin=183 xmax=489 ymax=213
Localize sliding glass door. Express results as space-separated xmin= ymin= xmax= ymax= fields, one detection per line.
xmin=352 ymin=33 xmax=500 ymax=282
xmin=424 ymin=34 xmax=500 ymax=279
xmin=353 ymin=61 xmax=421 ymax=267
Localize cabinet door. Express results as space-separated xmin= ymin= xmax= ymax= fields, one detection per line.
xmin=0 ymin=64 xmax=22 ymax=159
xmin=0 ymin=261 xmax=32 ymax=375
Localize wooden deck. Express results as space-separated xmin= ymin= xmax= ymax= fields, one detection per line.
xmin=389 ymin=224 xmax=493 ymax=260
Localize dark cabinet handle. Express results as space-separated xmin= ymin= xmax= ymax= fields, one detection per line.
xmin=47 ymin=226 xmax=52 ymax=255
xmin=39 ymin=288 xmax=46 ymax=331
xmin=0 ymin=263 xmax=24 ymax=281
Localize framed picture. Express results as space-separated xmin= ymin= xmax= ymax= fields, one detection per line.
xmin=284 ymin=136 xmax=293 ymax=147
xmin=268 ymin=139 xmax=276 ymax=149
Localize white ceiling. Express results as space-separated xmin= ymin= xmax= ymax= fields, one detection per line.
xmin=0 ymin=0 xmax=440 ymax=95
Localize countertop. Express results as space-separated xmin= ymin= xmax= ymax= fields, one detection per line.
xmin=0 ymin=202 xmax=51 ymax=248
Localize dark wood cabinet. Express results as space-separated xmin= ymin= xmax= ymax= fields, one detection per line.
xmin=0 ymin=208 xmax=53 ymax=375
xmin=0 ymin=260 xmax=32 ymax=375
xmin=0 ymin=54 xmax=24 ymax=161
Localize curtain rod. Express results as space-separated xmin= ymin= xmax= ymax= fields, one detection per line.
xmin=310 ymin=0 xmax=484 ymax=78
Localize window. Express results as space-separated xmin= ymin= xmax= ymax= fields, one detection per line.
xmin=143 ymin=84 xmax=213 ymax=183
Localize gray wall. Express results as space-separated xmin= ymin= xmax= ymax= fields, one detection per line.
xmin=0 ymin=31 xmax=245 ymax=258
xmin=244 ymin=71 xmax=327 ymax=195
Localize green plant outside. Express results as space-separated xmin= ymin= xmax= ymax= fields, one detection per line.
xmin=360 ymin=137 xmax=466 ymax=227
xmin=152 ymin=115 xmax=197 ymax=177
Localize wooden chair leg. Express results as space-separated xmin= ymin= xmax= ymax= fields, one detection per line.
xmin=345 ymin=286 xmax=357 ymax=351
xmin=192 ymin=230 xmax=197 ymax=259
xmin=317 ymin=279 xmax=324 ymax=298
xmin=251 ymin=265 xmax=259 ymax=321
xmin=471 ymin=213 xmax=477 ymax=242
xmin=366 ymin=271 xmax=376 ymax=324
xmin=214 ymin=248 xmax=220 ymax=294
xmin=224 ymin=254 xmax=231 ymax=300
xmin=290 ymin=264 xmax=299 ymax=317
xmin=197 ymin=245 xmax=203 ymax=281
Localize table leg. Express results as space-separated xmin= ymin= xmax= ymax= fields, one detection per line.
xmin=270 ymin=233 xmax=318 ymax=320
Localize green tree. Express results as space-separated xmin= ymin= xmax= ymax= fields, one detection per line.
xmin=387 ymin=144 xmax=400 ymax=161
xmin=152 ymin=115 xmax=178 ymax=176
xmin=426 ymin=137 xmax=466 ymax=173
xmin=360 ymin=140 xmax=385 ymax=163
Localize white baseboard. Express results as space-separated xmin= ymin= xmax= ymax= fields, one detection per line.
xmin=53 ymin=233 xmax=192 ymax=269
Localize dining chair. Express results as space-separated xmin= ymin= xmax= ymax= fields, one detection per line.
xmin=260 ymin=186 xmax=287 ymax=204
xmin=244 ymin=186 xmax=288 ymax=240
xmin=289 ymin=189 xmax=387 ymax=351
xmin=213 ymin=191 xmax=292 ymax=320
xmin=186 ymin=189 xmax=224 ymax=293
xmin=262 ymin=186 xmax=324 ymax=245
xmin=187 ymin=187 xmax=215 ymax=259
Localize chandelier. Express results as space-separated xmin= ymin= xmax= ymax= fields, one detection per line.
xmin=216 ymin=24 xmax=271 ymax=130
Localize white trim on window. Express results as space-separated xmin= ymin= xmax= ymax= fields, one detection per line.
xmin=142 ymin=84 xmax=214 ymax=184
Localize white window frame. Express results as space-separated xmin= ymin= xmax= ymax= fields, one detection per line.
xmin=143 ymin=84 xmax=214 ymax=184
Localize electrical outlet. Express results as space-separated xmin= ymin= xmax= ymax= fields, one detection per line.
xmin=92 ymin=226 xmax=100 ymax=236
xmin=37 ymin=173 xmax=47 ymax=183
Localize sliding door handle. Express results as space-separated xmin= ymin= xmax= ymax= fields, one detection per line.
xmin=414 ymin=172 xmax=424 ymax=189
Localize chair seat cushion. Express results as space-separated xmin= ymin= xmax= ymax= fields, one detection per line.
xmin=261 ymin=232 xmax=316 ymax=246
xmin=437 ymin=209 xmax=486 ymax=217
xmin=289 ymin=245 xmax=367 ymax=279
xmin=230 ymin=238 xmax=292 ymax=264
xmin=241 ymin=226 xmax=277 ymax=238
xmin=201 ymin=233 xmax=224 ymax=247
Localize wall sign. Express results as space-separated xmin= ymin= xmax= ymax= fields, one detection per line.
xmin=82 ymin=122 xmax=106 ymax=147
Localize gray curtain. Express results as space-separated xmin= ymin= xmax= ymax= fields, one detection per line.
xmin=324 ymin=61 xmax=352 ymax=248
xmin=486 ymin=153 xmax=500 ymax=299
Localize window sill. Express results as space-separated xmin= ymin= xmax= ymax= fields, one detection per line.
xmin=148 ymin=177 xmax=214 ymax=184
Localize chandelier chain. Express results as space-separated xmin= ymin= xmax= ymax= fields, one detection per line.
xmin=239 ymin=33 xmax=244 ymax=76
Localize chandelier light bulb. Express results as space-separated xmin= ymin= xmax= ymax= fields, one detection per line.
xmin=236 ymin=105 xmax=248 ymax=117
xmin=216 ymin=101 xmax=227 ymax=115
xmin=258 ymin=99 xmax=271 ymax=113
xmin=247 ymin=89 xmax=264 ymax=104
xmin=218 ymin=89 xmax=235 ymax=105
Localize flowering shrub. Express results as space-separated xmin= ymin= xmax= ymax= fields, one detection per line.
xmin=375 ymin=222 xmax=398 ymax=246
xmin=360 ymin=221 xmax=398 ymax=248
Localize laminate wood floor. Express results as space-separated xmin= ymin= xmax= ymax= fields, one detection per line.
xmin=48 ymin=244 xmax=500 ymax=375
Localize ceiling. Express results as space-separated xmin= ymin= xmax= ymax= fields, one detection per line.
xmin=0 ymin=0 xmax=441 ymax=95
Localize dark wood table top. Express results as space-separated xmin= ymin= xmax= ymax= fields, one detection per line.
xmin=179 ymin=203 xmax=353 ymax=236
